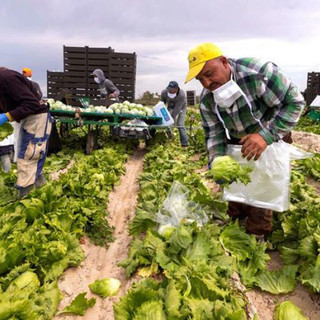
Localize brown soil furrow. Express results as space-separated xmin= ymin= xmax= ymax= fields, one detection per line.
xmin=55 ymin=145 xmax=146 ymax=320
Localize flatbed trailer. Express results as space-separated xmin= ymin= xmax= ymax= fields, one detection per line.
xmin=50 ymin=109 xmax=171 ymax=154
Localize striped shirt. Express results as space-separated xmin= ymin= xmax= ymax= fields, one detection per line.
xmin=199 ymin=57 xmax=305 ymax=163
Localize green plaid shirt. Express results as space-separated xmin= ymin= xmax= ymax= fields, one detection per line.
xmin=199 ymin=57 xmax=305 ymax=163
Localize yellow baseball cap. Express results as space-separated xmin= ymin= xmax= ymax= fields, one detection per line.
xmin=185 ymin=43 xmax=223 ymax=83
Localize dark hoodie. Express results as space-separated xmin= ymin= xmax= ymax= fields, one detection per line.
xmin=92 ymin=69 xmax=120 ymax=98
xmin=0 ymin=68 xmax=48 ymax=121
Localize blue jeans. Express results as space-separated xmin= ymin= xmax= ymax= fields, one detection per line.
xmin=175 ymin=109 xmax=188 ymax=146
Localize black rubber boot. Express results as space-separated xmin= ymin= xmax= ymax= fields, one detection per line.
xmin=35 ymin=174 xmax=47 ymax=189
xmin=18 ymin=184 xmax=35 ymax=199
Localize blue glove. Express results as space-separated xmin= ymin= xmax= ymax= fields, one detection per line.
xmin=0 ymin=113 xmax=9 ymax=126
xmin=207 ymin=161 xmax=212 ymax=170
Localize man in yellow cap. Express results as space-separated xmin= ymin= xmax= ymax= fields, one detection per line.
xmin=22 ymin=68 xmax=43 ymax=101
xmin=186 ymin=42 xmax=305 ymax=237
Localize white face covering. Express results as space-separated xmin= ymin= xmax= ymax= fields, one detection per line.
xmin=212 ymin=78 xmax=263 ymax=140
xmin=167 ymin=92 xmax=177 ymax=99
xmin=94 ymin=77 xmax=100 ymax=84
xmin=212 ymin=79 xmax=243 ymax=108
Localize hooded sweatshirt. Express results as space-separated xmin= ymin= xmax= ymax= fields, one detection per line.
xmin=160 ymin=88 xmax=187 ymax=120
xmin=92 ymin=69 xmax=120 ymax=98
xmin=0 ymin=68 xmax=48 ymax=121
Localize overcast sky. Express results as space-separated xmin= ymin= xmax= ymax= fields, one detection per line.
xmin=1 ymin=0 xmax=320 ymax=99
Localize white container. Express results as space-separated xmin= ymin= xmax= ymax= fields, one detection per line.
xmin=153 ymin=101 xmax=174 ymax=126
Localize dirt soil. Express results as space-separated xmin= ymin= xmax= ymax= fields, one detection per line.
xmin=55 ymin=145 xmax=147 ymax=320
xmin=292 ymin=131 xmax=320 ymax=153
xmin=247 ymin=252 xmax=320 ymax=320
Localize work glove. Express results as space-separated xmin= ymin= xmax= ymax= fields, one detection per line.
xmin=0 ymin=113 xmax=9 ymax=126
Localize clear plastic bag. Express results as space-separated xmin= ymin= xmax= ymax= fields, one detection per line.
xmin=223 ymin=141 xmax=313 ymax=212
xmin=156 ymin=181 xmax=209 ymax=227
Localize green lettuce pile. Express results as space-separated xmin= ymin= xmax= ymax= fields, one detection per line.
xmin=272 ymin=170 xmax=320 ymax=293
xmin=0 ymin=141 xmax=129 ymax=318
xmin=115 ymin=139 xmax=256 ymax=319
xmin=116 ymin=223 xmax=248 ymax=319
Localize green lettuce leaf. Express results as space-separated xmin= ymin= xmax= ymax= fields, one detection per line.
xmin=220 ymin=223 xmax=257 ymax=261
xmin=255 ymin=265 xmax=298 ymax=294
xmin=274 ymin=300 xmax=308 ymax=320
xmin=164 ymin=280 xmax=182 ymax=317
xmin=185 ymin=297 xmax=214 ymax=319
xmin=299 ymin=255 xmax=320 ymax=292
xmin=133 ymin=300 xmax=166 ymax=320
xmin=89 ymin=278 xmax=121 ymax=298
xmin=113 ymin=279 xmax=160 ymax=320
xmin=58 ymin=292 xmax=96 ymax=316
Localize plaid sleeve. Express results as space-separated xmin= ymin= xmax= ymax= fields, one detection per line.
xmin=257 ymin=62 xmax=305 ymax=144
xmin=199 ymin=96 xmax=227 ymax=163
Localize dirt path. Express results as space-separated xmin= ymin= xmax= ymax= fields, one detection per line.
xmin=293 ymin=131 xmax=320 ymax=153
xmin=55 ymin=145 xmax=147 ymax=320
xmin=247 ymin=252 xmax=320 ymax=320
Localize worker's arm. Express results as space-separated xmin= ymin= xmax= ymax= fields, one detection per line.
xmin=170 ymin=90 xmax=187 ymax=120
xmin=4 ymin=76 xmax=44 ymax=122
xmin=199 ymin=91 xmax=228 ymax=165
xmin=257 ymin=62 xmax=305 ymax=145
xmin=105 ymin=79 xmax=120 ymax=97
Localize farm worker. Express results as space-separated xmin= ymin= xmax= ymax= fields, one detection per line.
xmin=22 ymin=68 xmax=43 ymax=101
xmin=0 ymin=68 xmax=52 ymax=198
xmin=91 ymin=69 xmax=120 ymax=100
xmin=160 ymin=81 xmax=189 ymax=147
xmin=185 ymin=43 xmax=305 ymax=236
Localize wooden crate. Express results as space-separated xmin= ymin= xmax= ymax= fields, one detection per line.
xmin=186 ymin=90 xmax=196 ymax=106
xmin=47 ymin=46 xmax=136 ymax=103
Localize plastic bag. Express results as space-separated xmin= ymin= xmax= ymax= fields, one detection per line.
xmin=156 ymin=181 xmax=208 ymax=227
xmin=223 ymin=141 xmax=313 ymax=212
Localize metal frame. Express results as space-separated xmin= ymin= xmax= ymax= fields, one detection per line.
xmin=50 ymin=109 xmax=170 ymax=154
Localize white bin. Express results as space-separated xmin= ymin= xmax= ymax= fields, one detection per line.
xmin=153 ymin=101 xmax=174 ymax=126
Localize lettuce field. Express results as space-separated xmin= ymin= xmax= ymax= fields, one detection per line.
xmin=0 ymin=109 xmax=320 ymax=320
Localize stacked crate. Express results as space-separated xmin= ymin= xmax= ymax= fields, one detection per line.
xmin=305 ymin=72 xmax=320 ymax=105
xmin=186 ymin=90 xmax=196 ymax=106
xmin=47 ymin=46 xmax=136 ymax=104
